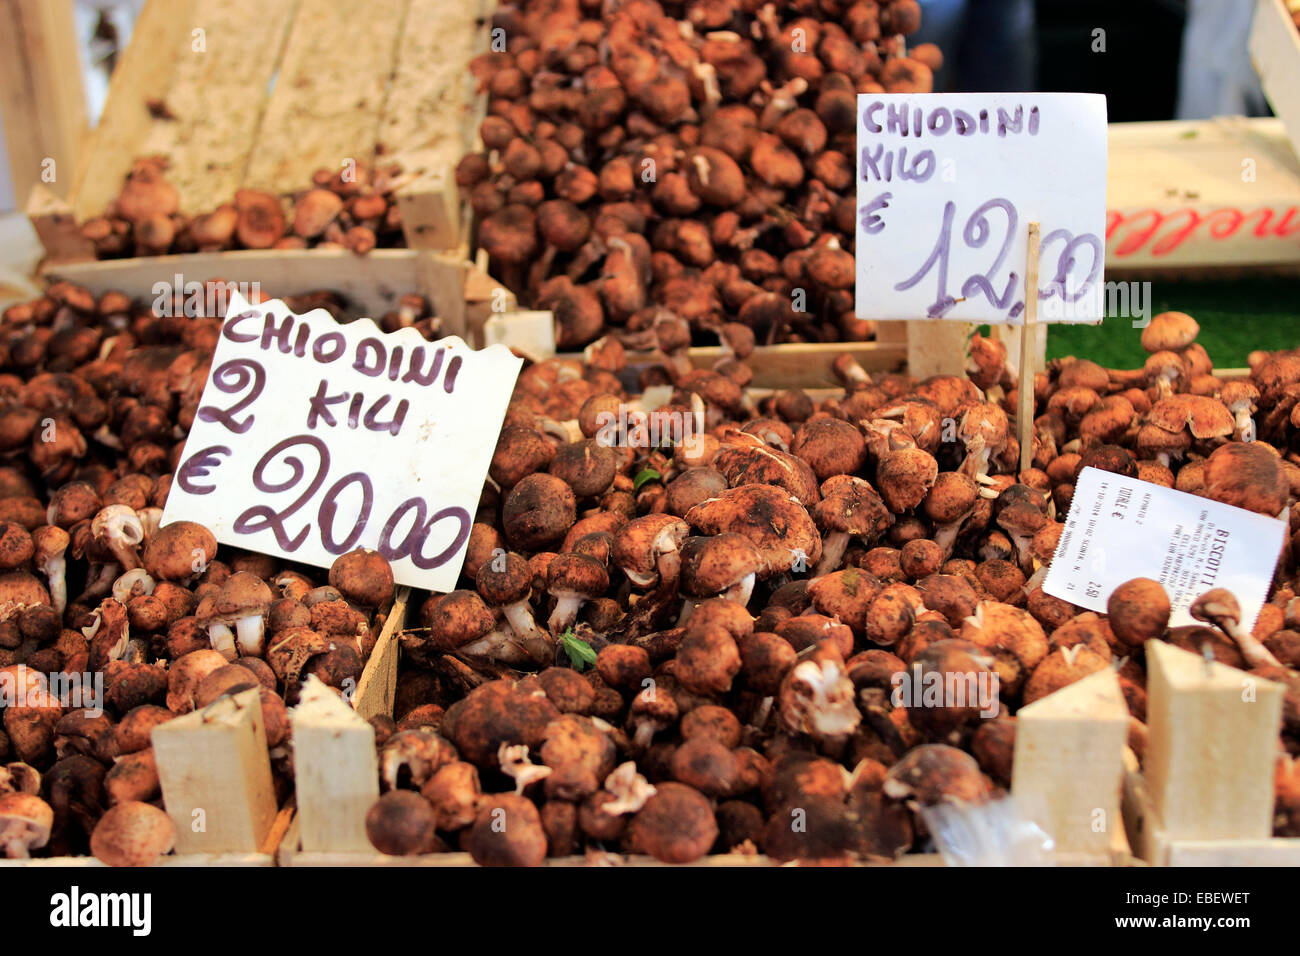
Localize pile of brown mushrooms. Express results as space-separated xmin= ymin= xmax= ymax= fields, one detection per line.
xmin=458 ymin=0 xmax=937 ymax=350
xmin=0 ymin=283 xmax=403 ymax=862
xmin=80 ymin=155 xmax=409 ymax=258
xmin=358 ymin=309 xmax=1300 ymax=864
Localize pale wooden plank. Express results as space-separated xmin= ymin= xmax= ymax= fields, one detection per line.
xmin=151 ymin=0 xmax=299 ymax=214
xmin=26 ymin=184 xmax=94 ymax=262
xmin=1144 ymin=641 xmax=1283 ymax=842
xmin=0 ymin=0 xmax=86 ymax=205
xmin=1012 ymin=669 xmax=1131 ymax=858
xmin=242 ymin=0 xmax=406 ymax=195
xmin=69 ymin=0 xmax=197 ymax=222
xmin=42 ymin=248 xmax=438 ymax=321
xmin=1251 ymin=0 xmax=1300 ymax=162
xmin=152 ymin=688 xmax=279 ymax=854
xmin=292 ymin=678 xmax=379 ymax=853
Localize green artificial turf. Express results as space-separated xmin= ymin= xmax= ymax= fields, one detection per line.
xmin=1045 ymin=278 xmax=1300 ymax=370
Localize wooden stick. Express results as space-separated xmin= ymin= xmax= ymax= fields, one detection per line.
xmin=1012 ymin=669 xmax=1130 ymax=858
xmin=152 ymin=688 xmax=279 ymax=854
xmin=1017 ymin=221 xmax=1041 ymax=475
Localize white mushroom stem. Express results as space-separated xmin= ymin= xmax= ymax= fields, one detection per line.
xmin=791 ymin=659 xmax=860 ymax=737
xmin=1234 ymin=408 xmax=1256 ymax=443
xmin=932 ymin=519 xmax=965 ymax=560
xmin=208 ymin=622 xmax=237 ymax=661
xmin=677 ymin=597 xmax=700 ymax=626
xmin=959 ymin=440 xmax=992 ymax=483
xmin=78 ymin=562 xmax=120 ymax=603
xmin=1217 ymin=617 xmax=1282 ymax=669
xmin=136 ymin=507 xmax=163 ymax=540
xmin=461 ymin=630 xmax=537 ymax=666
xmin=602 ymin=762 xmax=657 ymax=814
xmin=41 ymin=555 xmax=67 ymax=617
xmin=632 ymin=719 xmax=659 ymax=750
xmin=548 ymin=592 xmax=586 ymax=633
xmin=814 ymin=531 xmax=850 ymax=577
xmin=503 ymin=600 xmax=544 ymax=644
xmin=1009 ymin=532 xmax=1034 ymax=572
xmin=234 ymin=615 xmax=267 ymax=657
xmin=723 ymin=572 xmax=755 ymax=608
xmin=1022 ymin=564 xmax=1048 ymax=594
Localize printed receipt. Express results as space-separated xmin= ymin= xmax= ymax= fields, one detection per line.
xmin=1043 ymin=466 xmax=1286 ymax=629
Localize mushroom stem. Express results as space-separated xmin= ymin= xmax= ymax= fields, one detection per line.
xmin=1236 ymin=410 xmax=1256 ymax=443
xmin=723 ymin=572 xmax=755 ymax=608
xmin=677 ymin=597 xmax=700 ymax=626
xmin=503 ymin=600 xmax=544 ymax=643
xmin=932 ymin=520 xmax=964 ymax=560
xmin=234 ymin=615 xmax=267 ymax=657
xmin=547 ymin=593 xmax=586 ymax=633
xmin=814 ymin=531 xmax=849 ymax=576
xmin=959 ymin=440 xmax=991 ymax=483
xmin=208 ymin=623 xmax=237 ymax=661
xmin=1022 ymin=564 xmax=1048 ymax=594
xmin=77 ymin=562 xmax=120 ymax=604
xmin=1221 ymin=620 xmax=1282 ymax=669
xmin=42 ymin=556 xmax=67 ymax=617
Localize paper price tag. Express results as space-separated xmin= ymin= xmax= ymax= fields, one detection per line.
xmin=162 ymin=293 xmax=522 ymax=591
xmin=1043 ymin=467 xmax=1286 ymax=629
xmin=855 ymin=92 xmax=1107 ymax=324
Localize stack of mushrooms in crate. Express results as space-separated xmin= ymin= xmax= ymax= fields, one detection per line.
xmin=460 ymin=0 xmax=939 ymax=349
xmin=0 ymin=282 xmax=403 ymax=864
xmin=359 ymin=311 xmax=1300 ymax=865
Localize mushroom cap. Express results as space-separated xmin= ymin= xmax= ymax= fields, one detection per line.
xmin=213 ymin=571 xmax=274 ymax=619
xmin=686 ymin=483 xmax=822 ymax=577
xmin=1107 ymin=578 xmax=1171 ymax=646
xmin=143 ymin=521 xmax=218 ymax=581
xmin=425 ymin=590 xmax=495 ymax=651
xmin=546 ymin=551 xmax=609 ymax=599
xmin=90 ymin=801 xmax=175 ymax=866
xmin=0 ymin=792 xmax=53 ymax=856
xmin=1141 ymin=311 xmax=1200 ymax=353
xmin=883 ymin=744 xmax=989 ymax=806
xmin=1057 ymin=358 xmax=1111 ymax=393
xmin=365 ymin=790 xmax=439 ymax=856
xmin=502 ymin=473 xmax=577 ymax=551
xmin=1203 ymin=441 xmax=1287 ymax=516
xmin=328 ymin=548 xmax=395 ymax=608
xmin=813 ymin=474 xmax=894 ymax=543
xmin=1189 ymin=587 xmax=1241 ymax=629
xmin=922 ymin=471 xmax=979 ymax=525
xmin=713 ymin=441 xmax=820 ymax=505
xmin=612 ymin=513 xmax=689 ymax=583
xmin=679 ymin=534 xmax=761 ymax=597
xmin=476 ymin=552 xmax=533 ymax=605
xmin=1149 ymin=394 xmax=1234 ymax=440
xmin=549 ymin=439 xmax=617 ymax=498
xmin=628 ymin=782 xmax=718 ymax=863
xmin=875 ymin=448 xmax=939 ymax=513
xmin=0 ymin=569 xmax=50 ymax=617
xmin=465 ymin=793 xmax=548 ymax=866
xmin=790 ymin=419 xmax=867 ymax=482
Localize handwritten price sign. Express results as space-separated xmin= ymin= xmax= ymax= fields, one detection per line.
xmin=162 ymin=294 xmax=522 ymax=591
xmin=855 ymin=93 xmax=1107 ymax=323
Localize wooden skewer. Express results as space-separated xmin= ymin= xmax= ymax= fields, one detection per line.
xmin=1017 ymin=221 xmax=1042 ymax=475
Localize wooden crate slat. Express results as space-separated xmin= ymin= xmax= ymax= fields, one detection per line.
xmin=153 ymin=0 xmax=300 ymax=214
xmin=69 ymin=0 xmax=197 ymax=223
xmin=41 ymin=248 xmax=463 ymax=324
xmin=352 ymin=586 xmax=408 ymax=720
xmin=241 ymin=0 xmax=407 ymax=196
xmin=0 ymin=0 xmax=87 ymax=207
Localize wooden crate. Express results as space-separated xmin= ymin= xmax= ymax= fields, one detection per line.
xmin=1251 ymin=0 xmax=1300 ymax=162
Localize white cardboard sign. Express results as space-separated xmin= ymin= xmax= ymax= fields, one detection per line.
xmin=1043 ymin=467 xmax=1286 ymax=629
xmin=855 ymin=92 xmax=1107 ymax=324
xmin=162 ymin=293 xmax=522 ymax=591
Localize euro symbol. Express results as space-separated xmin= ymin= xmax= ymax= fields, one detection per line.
xmin=178 ymin=445 xmax=232 ymax=494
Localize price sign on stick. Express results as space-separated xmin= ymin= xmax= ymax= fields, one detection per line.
xmin=855 ymin=93 xmax=1107 ymax=324
xmin=1043 ymin=467 xmax=1287 ymax=630
xmin=162 ymin=293 xmax=523 ymax=592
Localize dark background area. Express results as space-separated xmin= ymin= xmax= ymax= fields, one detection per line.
xmin=1036 ymin=0 xmax=1188 ymax=121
